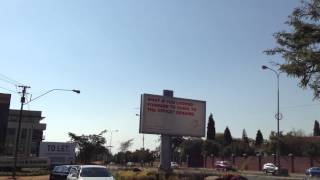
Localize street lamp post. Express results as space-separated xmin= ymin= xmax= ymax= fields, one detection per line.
xmin=12 ymin=87 xmax=80 ymax=179
xmin=107 ymin=130 xmax=118 ymax=154
xmin=262 ymin=65 xmax=281 ymax=169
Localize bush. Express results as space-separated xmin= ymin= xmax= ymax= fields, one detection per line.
xmin=113 ymin=170 xmax=208 ymax=180
xmin=215 ymin=174 xmax=247 ymax=180
xmin=0 ymin=168 xmax=49 ymax=176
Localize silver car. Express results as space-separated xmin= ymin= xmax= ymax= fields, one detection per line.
xmin=262 ymin=163 xmax=278 ymax=174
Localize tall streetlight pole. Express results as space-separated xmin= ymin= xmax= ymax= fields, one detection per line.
xmin=12 ymin=88 xmax=80 ymax=179
xmin=262 ymin=65 xmax=282 ymax=169
xmin=107 ymin=130 xmax=118 ymax=154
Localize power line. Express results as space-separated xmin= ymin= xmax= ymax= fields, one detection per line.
xmin=0 ymin=77 xmax=17 ymax=86
xmin=0 ymin=73 xmax=23 ymax=86
xmin=0 ymin=86 xmax=18 ymax=94
xmin=281 ymin=103 xmax=320 ymax=109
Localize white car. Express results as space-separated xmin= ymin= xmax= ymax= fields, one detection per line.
xmin=170 ymin=162 xmax=179 ymax=168
xmin=126 ymin=162 xmax=134 ymax=167
xmin=262 ymin=163 xmax=278 ymax=174
xmin=67 ymin=165 xmax=114 ymax=180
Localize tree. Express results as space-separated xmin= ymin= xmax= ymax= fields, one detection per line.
xmin=119 ymin=139 xmax=134 ymax=152
xmin=206 ymin=113 xmax=216 ymax=140
xmin=255 ymin=130 xmax=264 ymax=146
xmin=181 ymin=139 xmax=203 ymax=166
xmin=228 ymin=140 xmax=254 ymax=156
xmin=242 ymin=129 xmax=249 ymax=144
xmin=223 ymin=127 xmax=232 ymax=146
xmin=287 ymin=128 xmax=306 ymax=136
xmin=171 ymin=136 xmax=184 ymax=152
xmin=171 ymin=136 xmax=184 ymax=161
xmin=265 ymin=0 xmax=320 ymax=99
xmin=314 ymin=120 xmax=320 ymax=136
xmin=68 ymin=130 xmax=108 ymax=163
xmin=131 ymin=148 xmax=156 ymax=165
xmin=202 ymin=140 xmax=221 ymax=157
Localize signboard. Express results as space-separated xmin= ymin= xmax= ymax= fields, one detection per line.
xmin=140 ymin=94 xmax=206 ymax=137
xmin=39 ymin=142 xmax=76 ymax=165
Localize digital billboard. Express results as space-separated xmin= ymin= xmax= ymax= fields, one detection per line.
xmin=139 ymin=94 xmax=206 ymax=137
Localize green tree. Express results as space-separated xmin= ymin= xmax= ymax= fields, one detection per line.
xmin=132 ymin=148 xmax=156 ymax=165
xmin=255 ymin=130 xmax=264 ymax=146
xmin=242 ymin=129 xmax=249 ymax=144
xmin=181 ymin=139 xmax=203 ymax=159
xmin=287 ymin=128 xmax=306 ymax=136
xmin=314 ymin=120 xmax=320 ymax=136
xmin=68 ymin=130 xmax=108 ymax=163
xmin=171 ymin=136 xmax=184 ymax=152
xmin=229 ymin=140 xmax=254 ymax=156
xmin=265 ymin=0 xmax=320 ymax=99
xmin=206 ymin=113 xmax=216 ymax=140
xmin=171 ymin=136 xmax=184 ymax=162
xmin=223 ymin=127 xmax=232 ymax=146
xmin=119 ymin=139 xmax=134 ymax=152
xmin=202 ymin=140 xmax=221 ymax=157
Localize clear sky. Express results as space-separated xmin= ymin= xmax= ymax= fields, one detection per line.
xmin=0 ymin=0 xmax=319 ymax=152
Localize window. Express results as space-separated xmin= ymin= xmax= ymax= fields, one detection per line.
xmin=7 ymin=128 xmax=15 ymax=135
xmin=21 ymin=129 xmax=27 ymax=139
xmin=80 ymin=167 xmax=111 ymax=177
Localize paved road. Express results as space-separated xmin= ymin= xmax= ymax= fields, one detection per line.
xmin=245 ymin=174 xmax=304 ymax=180
xmin=206 ymin=173 xmax=307 ymax=180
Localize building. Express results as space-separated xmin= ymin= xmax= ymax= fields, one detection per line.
xmin=0 ymin=93 xmax=46 ymax=157
xmin=0 ymin=93 xmax=10 ymax=154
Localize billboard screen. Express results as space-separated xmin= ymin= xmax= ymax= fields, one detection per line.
xmin=39 ymin=142 xmax=76 ymax=165
xmin=140 ymin=94 xmax=206 ymax=137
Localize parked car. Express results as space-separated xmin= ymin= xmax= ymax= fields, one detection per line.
xmin=126 ymin=162 xmax=134 ymax=167
xmin=67 ymin=165 xmax=114 ymax=180
xmin=305 ymin=167 xmax=320 ymax=177
xmin=262 ymin=163 xmax=278 ymax=174
xmin=215 ymin=161 xmax=234 ymax=171
xmin=50 ymin=165 xmax=79 ymax=180
xmin=170 ymin=162 xmax=179 ymax=168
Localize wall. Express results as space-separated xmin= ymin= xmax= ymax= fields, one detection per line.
xmin=196 ymin=156 xmax=319 ymax=173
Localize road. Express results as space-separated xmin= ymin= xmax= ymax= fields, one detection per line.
xmin=206 ymin=174 xmax=320 ymax=180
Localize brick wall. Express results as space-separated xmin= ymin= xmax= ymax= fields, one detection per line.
xmin=191 ymin=156 xmax=320 ymax=173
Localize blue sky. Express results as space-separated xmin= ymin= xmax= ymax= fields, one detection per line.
xmin=1 ymin=0 xmax=319 ymax=152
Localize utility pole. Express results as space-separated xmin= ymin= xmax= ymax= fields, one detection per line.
xmin=142 ymin=134 xmax=145 ymax=150
xmin=12 ymin=85 xmax=30 ymax=179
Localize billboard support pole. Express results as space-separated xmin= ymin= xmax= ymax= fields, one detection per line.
xmin=159 ymin=90 xmax=173 ymax=172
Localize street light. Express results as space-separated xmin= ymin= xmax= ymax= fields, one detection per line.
xmin=107 ymin=129 xmax=119 ymax=154
xmin=26 ymin=89 xmax=80 ymax=104
xmin=12 ymin=87 xmax=80 ymax=179
xmin=262 ymin=65 xmax=282 ymax=169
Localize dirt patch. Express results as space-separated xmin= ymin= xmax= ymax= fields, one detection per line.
xmin=0 ymin=175 xmax=49 ymax=180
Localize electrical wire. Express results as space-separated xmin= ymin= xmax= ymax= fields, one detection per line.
xmin=0 ymin=73 xmax=23 ymax=86
xmin=0 ymin=86 xmax=18 ymax=94
xmin=281 ymin=103 xmax=320 ymax=109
